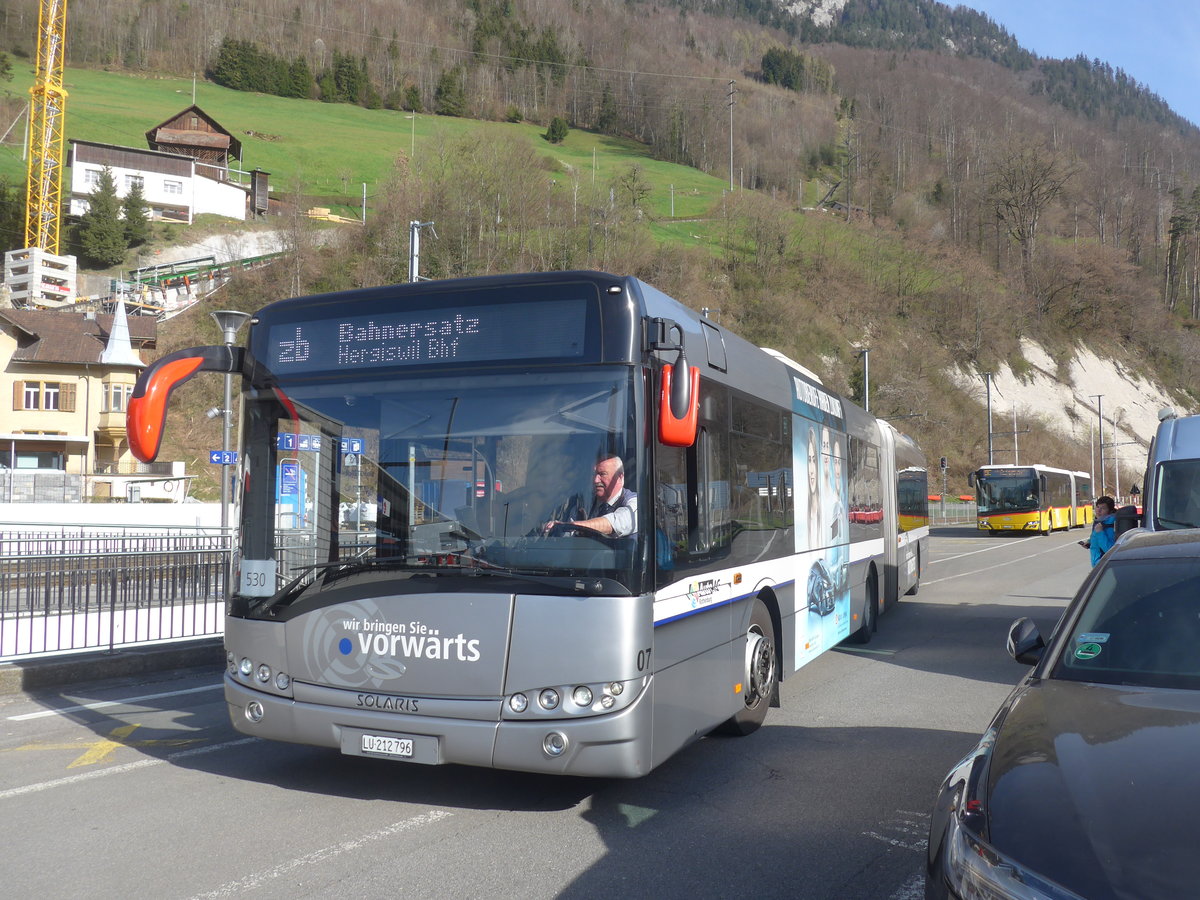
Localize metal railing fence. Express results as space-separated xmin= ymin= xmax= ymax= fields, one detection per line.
xmin=0 ymin=530 xmax=231 ymax=660
xmin=930 ymin=502 xmax=977 ymax=525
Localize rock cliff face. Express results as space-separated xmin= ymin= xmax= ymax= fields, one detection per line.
xmin=781 ymin=0 xmax=850 ymax=29
xmin=948 ymin=339 xmax=1184 ymax=490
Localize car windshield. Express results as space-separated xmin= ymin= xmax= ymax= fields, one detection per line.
xmin=1053 ymin=557 xmax=1200 ymax=689
xmin=237 ymin=367 xmax=643 ymax=600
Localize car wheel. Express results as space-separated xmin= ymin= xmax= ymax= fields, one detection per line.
xmin=717 ymin=598 xmax=777 ymax=736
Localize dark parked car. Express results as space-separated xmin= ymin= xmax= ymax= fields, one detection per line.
xmin=926 ymin=528 xmax=1200 ymax=900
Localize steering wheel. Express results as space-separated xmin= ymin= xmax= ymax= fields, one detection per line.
xmin=545 ymin=521 xmax=608 ymax=541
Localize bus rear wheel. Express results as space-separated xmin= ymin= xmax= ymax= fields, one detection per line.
xmin=717 ymin=599 xmax=777 ymax=736
xmin=850 ymin=576 xmax=878 ymax=645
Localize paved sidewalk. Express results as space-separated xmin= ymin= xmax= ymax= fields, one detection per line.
xmin=0 ymin=638 xmax=224 ymax=696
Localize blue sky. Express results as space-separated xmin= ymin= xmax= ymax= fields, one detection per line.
xmin=962 ymin=1 xmax=1200 ymax=127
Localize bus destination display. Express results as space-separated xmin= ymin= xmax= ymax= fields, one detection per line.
xmin=267 ymin=297 xmax=588 ymax=371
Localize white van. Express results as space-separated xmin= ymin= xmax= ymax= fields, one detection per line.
xmin=1138 ymin=409 xmax=1200 ymax=531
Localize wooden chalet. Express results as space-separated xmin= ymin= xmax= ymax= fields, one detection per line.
xmin=145 ymin=105 xmax=242 ymax=181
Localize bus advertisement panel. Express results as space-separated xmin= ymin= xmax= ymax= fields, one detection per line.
xmin=127 ymin=271 xmax=927 ymax=778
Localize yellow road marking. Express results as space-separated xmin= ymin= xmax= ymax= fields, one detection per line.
xmin=2 ymin=723 xmax=203 ymax=768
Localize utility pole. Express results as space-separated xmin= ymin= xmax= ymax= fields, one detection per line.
xmin=727 ymin=81 xmax=736 ymax=192
xmin=983 ymin=372 xmax=994 ymax=465
xmin=1090 ymin=394 xmax=1105 ymax=494
xmin=853 ymin=346 xmax=870 ymax=411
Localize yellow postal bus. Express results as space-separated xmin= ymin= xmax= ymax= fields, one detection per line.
xmin=970 ymin=464 xmax=1090 ymax=534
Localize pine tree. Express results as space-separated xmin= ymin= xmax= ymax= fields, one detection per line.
xmin=597 ymin=86 xmax=618 ymax=134
xmin=545 ymin=116 xmax=569 ymax=144
xmin=78 ymin=168 xmax=128 ymax=268
xmin=435 ymin=67 xmax=467 ymax=117
xmin=123 ymin=180 xmax=150 ymax=247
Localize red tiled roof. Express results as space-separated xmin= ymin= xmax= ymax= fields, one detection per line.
xmin=0 ymin=309 xmax=156 ymax=366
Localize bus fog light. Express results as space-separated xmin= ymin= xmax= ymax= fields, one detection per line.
xmin=600 ymin=695 xmax=615 ymax=709
xmin=245 ymin=701 xmax=265 ymax=723
xmin=239 ymin=657 xmax=253 ymax=676
xmin=226 ymin=651 xmax=236 ymax=673
xmin=607 ymin=682 xmax=624 ymax=696
xmin=538 ymin=689 xmax=560 ymax=710
xmin=275 ymin=672 xmax=291 ymax=691
xmin=509 ymin=693 xmax=528 ymax=713
xmin=572 ymin=686 xmax=593 ymax=707
xmin=256 ymin=664 xmax=271 ymax=683
xmin=543 ymin=732 xmax=568 ymax=757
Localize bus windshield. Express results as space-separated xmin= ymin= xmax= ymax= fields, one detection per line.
xmin=975 ymin=470 xmax=1039 ymax=514
xmin=239 ymin=367 xmax=643 ymax=599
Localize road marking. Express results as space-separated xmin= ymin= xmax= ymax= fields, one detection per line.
xmin=186 ymin=810 xmax=454 ymax=899
xmin=0 ymin=737 xmax=257 ymax=801
xmin=864 ymin=809 xmax=929 ymax=852
xmin=925 ymin=542 xmax=1075 ymax=586
xmin=928 ymin=535 xmax=1040 ymax=565
xmin=889 ymin=872 xmax=926 ymax=900
xmin=1 ymin=722 xmax=204 ymax=767
xmin=8 ymin=683 xmax=223 ymax=722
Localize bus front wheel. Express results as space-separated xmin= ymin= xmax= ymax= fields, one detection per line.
xmin=717 ymin=599 xmax=777 ymax=736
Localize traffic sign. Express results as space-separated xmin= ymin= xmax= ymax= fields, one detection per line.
xmin=209 ymin=450 xmax=238 ymax=465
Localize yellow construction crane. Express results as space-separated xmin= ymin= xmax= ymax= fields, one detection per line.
xmin=24 ymin=0 xmax=68 ymax=255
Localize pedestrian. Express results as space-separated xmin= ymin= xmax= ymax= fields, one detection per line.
xmin=1079 ymin=495 xmax=1117 ymax=566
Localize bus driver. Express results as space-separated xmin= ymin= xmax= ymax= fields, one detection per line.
xmin=544 ymin=454 xmax=638 ymax=537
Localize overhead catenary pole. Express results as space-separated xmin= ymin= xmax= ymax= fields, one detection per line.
xmin=1090 ymin=394 xmax=1105 ymax=494
xmin=983 ymin=372 xmax=994 ymax=465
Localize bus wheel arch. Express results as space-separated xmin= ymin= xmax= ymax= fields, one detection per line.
xmin=849 ymin=568 xmax=878 ymax=644
xmin=717 ymin=593 xmax=779 ymax=736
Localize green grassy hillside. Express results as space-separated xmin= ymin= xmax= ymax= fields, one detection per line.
xmin=1 ymin=66 xmax=731 ymax=221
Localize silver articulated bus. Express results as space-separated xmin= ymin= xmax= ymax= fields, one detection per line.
xmin=128 ymin=271 xmax=928 ymax=777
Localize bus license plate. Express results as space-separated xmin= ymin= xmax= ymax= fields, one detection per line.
xmin=361 ymin=734 xmax=414 ymax=757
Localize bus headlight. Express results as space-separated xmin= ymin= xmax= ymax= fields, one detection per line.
xmin=239 ymin=657 xmax=253 ymax=677
xmin=274 ymin=671 xmax=291 ymax=691
xmin=502 ymin=677 xmax=646 ymax=719
xmin=256 ymin=664 xmax=271 ymax=683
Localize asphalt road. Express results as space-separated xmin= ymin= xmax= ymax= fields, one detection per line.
xmin=0 ymin=526 xmax=1092 ymax=899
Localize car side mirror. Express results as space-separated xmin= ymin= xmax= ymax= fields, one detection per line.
xmin=1007 ymin=617 xmax=1045 ymax=666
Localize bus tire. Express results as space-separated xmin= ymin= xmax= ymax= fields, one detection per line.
xmin=850 ymin=576 xmax=878 ymax=645
xmin=717 ymin=598 xmax=777 ymax=736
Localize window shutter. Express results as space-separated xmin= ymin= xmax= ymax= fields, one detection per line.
xmin=61 ymin=383 xmax=76 ymax=413
xmin=12 ymin=381 xmax=23 ymax=410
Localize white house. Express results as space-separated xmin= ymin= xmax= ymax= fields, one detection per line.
xmin=68 ymin=139 xmax=250 ymax=224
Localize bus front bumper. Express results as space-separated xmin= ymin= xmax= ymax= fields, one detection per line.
xmin=225 ymin=673 xmax=656 ymax=778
